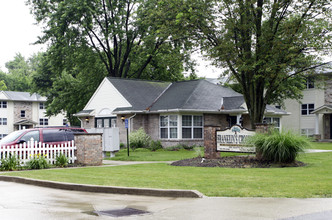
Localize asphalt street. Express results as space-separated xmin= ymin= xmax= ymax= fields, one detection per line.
xmin=1 ymin=181 xmax=332 ymax=220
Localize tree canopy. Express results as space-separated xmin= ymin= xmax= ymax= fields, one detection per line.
xmin=27 ymin=0 xmax=195 ymax=80
xmin=0 ymin=53 xmax=40 ymax=92
xmin=171 ymin=0 xmax=332 ymax=128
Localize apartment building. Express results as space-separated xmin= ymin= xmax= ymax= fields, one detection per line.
xmin=0 ymin=91 xmax=67 ymax=139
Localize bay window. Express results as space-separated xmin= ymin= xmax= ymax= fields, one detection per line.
xmin=160 ymin=115 xmax=203 ymax=139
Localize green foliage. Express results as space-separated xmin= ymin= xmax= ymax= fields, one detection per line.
xmin=194 ymin=146 xmax=204 ymax=157
xmin=27 ymin=0 xmax=192 ymax=80
xmin=129 ymin=128 xmax=151 ymax=150
xmin=27 ymin=154 xmax=49 ymax=170
xmin=0 ymin=154 xmax=20 ymax=171
xmin=165 ymin=145 xmax=184 ymax=151
xmin=119 ymin=143 xmax=126 ymax=149
xmin=0 ymin=53 xmax=41 ymax=92
xmin=55 ymin=153 xmax=69 ymax=168
xmin=169 ymin=0 xmax=332 ymax=127
xmin=149 ymin=140 xmax=163 ymax=151
xmin=247 ymin=130 xmax=311 ymax=163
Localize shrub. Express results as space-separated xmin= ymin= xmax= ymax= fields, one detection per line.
xmin=27 ymin=153 xmax=49 ymax=169
xmin=246 ymin=130 xmax=311 ymax=163
xmin=119 ymin=143 xmax=126 ymax=149
xmin=0 ymin=154 xmax=20 ymax=171
xmin=194 ymin=146 xmax=204 ymax=157
xmin=182 ymin=145 xmax=194 ymax=150
xmin=165 ymin=145 xmax=184 ymax=151
xmin=149 ymin=140 xmax=163 ymax=151
xmin=129 ymin=128 xmax=151 ymax=150
xmin=55 ymin=153 xmax=69 ymax=168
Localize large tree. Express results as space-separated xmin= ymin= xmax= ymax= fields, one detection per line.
xmin=27 ymin=0 xmax=194 ymax=80
xmin=169 ymin=0 xmax=332 ymax=128
xmin=0 ymin=53 xmax=41 ymax=92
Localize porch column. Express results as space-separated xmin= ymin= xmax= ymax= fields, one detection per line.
xmin=315 ymin=113 xmax=319 ymax=134
xmin=236 ymin=114 xmax=241 ymax=125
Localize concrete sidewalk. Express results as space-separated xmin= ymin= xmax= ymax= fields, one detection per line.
xmin=1 ymin=181 xmax=332 ymax=220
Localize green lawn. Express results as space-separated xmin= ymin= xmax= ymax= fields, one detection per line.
xmin=106 ymin=148 xmax=252 ymax=161
xmin=1 ymin=143 xmax=332 ymax=198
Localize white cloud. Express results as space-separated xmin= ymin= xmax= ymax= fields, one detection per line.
xmin=0 ymin=1 xmax=44 ymax=71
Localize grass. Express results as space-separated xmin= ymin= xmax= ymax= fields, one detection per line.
xmin=106 ymin=148 xmax=252 ymax=161
xmin=1 ymin=143 xmax=332 ymax=198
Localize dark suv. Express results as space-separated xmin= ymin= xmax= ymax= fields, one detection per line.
xmin=0 ymin=127 xmax=87 ymax=147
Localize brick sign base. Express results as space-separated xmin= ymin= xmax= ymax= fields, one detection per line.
xmin=75 ymin=133 xmax=103 ymax=166
xmin=204 ymin=126 xmax=220 ymax=159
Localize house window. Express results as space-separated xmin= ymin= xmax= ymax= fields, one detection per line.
xmin=263 ymin=117 xmax=280 ymax=130
xmin=0 ymin=134 xmax=7 ymax=140
xmin=301 ymin=128 xmax=315 ymax=137
xmin=21 ymin=110 xmax=26 ymax=118
xmin=0 ymin=101 xmax=7 ymax=108
xmin=39 ymin=103 xmax=45 ymax=109
xmin=182 ymin=115 xmax=203 ymax=139
xmin=306 ymin=77 xmax=314 ymax=89
xmin=39 ymin=118 xmax=49 ymax=126
xmin=160 ymin=115 xmax=178 ymax=139
xmin=301 ymin=104 xmax=314 ymax=115
xmin=95 ymin=117 xmax=116 ymax=128
xmin=0 ymin=118 xmax=7 ymax=125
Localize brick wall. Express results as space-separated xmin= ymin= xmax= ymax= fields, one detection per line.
xmin=75 ymin=133 xmax=103 ymax=166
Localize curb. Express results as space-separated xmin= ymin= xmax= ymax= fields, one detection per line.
xmin=0 ymin=176 xmax=204 ymax=198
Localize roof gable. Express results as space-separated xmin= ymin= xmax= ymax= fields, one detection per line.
xmin=107 ymin=78 xmax=170 ymax=111
xmin=84 ymin=78 xmax=131 ymax=116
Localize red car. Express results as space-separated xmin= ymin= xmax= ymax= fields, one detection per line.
xmin=0 ymin=127 xmax=87 ymax=147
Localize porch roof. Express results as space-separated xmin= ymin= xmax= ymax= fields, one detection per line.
xmin=312 ymin=105 xmax=332 ymax=114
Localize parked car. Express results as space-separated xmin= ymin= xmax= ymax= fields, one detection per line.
xmin=0 ymin=127 xmax=87 ymax=147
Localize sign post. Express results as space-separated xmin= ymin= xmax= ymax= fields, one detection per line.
xmin=125 ymin=119 xmax=129 ymax=156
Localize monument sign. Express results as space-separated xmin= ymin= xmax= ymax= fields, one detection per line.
xmin=217 ymin=125 xmax=256 ymax=153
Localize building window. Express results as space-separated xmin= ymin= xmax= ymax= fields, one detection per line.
xmin=301 ymin=104 xmax=315 ymax=115
xmin=39 ymin=118 xmax=49 ymax=126
xmin=160 ymin=115 xmax=178 ymax=139
xmin=182 ymin=115 xmax=203 ymax=139
xmin=301 ymin=128 xmax=314 ymax=137
xmin=306 ymin=77 xmax=315 ymax=89
xmin=0 ymin=101 xmax=7 ymax=108
xmin=263 ymin=117 xmax=280 ymax=130
xmin=0 ymin=134 xmax=7 ymax=140
xmin=0 ymin=118 xmax=7 ymax=125
xmin=95 ymin=117 xmax=117 ymax=128
xmin=39 ymin=103 xmax=45 ymax=109
xmin=20 ymin=110 xmax=26 ymax=118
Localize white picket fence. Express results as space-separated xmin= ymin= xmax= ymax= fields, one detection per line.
xmin=0 ymin=138 xmax=76 ymax=166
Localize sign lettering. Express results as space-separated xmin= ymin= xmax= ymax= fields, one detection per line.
xmin=217 ymin=125 xmax=255 ymax=153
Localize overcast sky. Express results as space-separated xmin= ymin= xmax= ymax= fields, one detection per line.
xmin=0 ymin=1 xmax=221 ymax=78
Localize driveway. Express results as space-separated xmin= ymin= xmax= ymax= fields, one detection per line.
xmin=1 ymin=181 xmax=332 ymax=220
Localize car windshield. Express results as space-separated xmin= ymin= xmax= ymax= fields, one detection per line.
xmin=0 ymin=130 xmax=26 ymax=145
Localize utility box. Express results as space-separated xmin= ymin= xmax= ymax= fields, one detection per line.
xmin=86 ymin=127 xmax=120 ymax=157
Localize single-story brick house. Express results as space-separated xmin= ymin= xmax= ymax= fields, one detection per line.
xmin=75 ymin=77 xmax=287 ymax=147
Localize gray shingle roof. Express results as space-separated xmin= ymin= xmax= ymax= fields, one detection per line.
xmin=107 ymin=77 xmax=170 ymax=111
xmin=149 ymin=80 xmax=243 ymax=111
xmin=0 ymin=91 xmax=46 ymax=102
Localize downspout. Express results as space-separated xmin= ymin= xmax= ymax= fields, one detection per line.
xmin=128 ymin=113 xmax=137 ymax=134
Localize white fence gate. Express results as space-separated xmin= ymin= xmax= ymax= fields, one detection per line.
xmin=0 ymin=139 xmax=76 ymax=166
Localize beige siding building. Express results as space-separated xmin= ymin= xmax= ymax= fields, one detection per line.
xmin=281 ymin=66 xmax=332 ymax=140
xmin=0 ymin=91 xmax=67 ymax=139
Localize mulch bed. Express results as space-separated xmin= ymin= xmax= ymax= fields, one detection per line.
xmin=171 ymin=156 xmax=306 ymax=168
